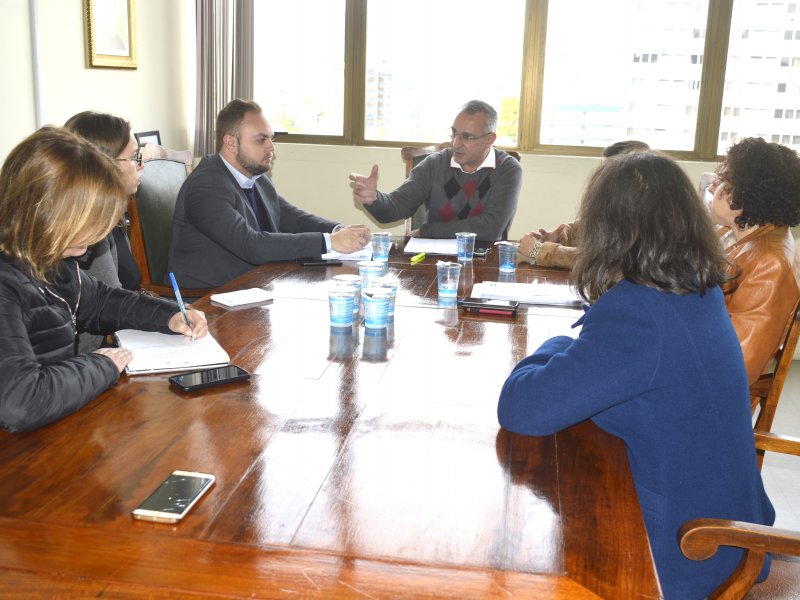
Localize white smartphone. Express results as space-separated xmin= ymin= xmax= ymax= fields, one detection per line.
xmin=132 ymin=470 xmax=215 ymax=523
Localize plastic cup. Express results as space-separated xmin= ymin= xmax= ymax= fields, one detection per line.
xmin=436 ymin=261 xmax=462 ymax=300
xmin=328 ymin=287 xmax=356 ymax=327
xmin=358 ymin=260 xmax=386 ymax=291
xmin=498 ymin=243 xmax=519 ymax=272
xmin=456 ymin=232 xmax=477 ymax=261
xmin=371 ymin=274 xmax=398 ymax=317
xmin=371 ymin=232 xmax=392 ymax=263
xmin=333 ymin=274 xmax=362 ymax=317
xmin=362 ymin=287 xmax=391 ymax=329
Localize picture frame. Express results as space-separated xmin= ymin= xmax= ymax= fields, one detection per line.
xmin=84 ymin=0 xmax=138 ymax=69
xmin=135 ymin=131 xmax=161 ymax=146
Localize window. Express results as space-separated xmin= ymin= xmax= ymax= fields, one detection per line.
xmin=720 ymin=2 xmax=800 ymax=152
xmin=539 ymin=0 xmax=708 ymax=151
xmin=363 ymin=0 xmax=525 ymax=145
xmin=246 ymin=0 xmax=800 ymax=158
xmin=253 ymin=0 xmax=346 ymax=136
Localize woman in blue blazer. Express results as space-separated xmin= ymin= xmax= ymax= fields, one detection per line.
xmin=498 ymin=151 xmax=774 ymax=599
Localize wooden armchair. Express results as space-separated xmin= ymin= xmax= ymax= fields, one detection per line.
xmin=400 ymin=142 xmax=451 ymax=236
xmin=129 ymin=144 xmax=214 ymax=298
xmin=399 ymin=143 xmax=521 ymax=237
xmin=750 ymin=300 xmax=800 ymax=469
xmin=679 ymin=432 xmax=800 ymax=599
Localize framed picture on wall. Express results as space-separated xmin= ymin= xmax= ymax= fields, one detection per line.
xmin=135 ymin=131 xmax=161 ymax=146
xmin=84 ymin=0 xmax=138 ymax=69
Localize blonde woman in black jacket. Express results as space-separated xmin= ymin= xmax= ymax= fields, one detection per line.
xmin=0 ymin=127 xmax=207 ymax=432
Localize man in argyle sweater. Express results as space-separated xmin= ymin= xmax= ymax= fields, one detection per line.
xmin=349 ymin=100 xmax=522 ymax=241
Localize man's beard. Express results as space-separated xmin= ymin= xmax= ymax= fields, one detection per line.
xmin=236 ymin=148 xmax=272 ymax=176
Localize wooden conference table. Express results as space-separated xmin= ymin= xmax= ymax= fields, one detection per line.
xmin=0 ymin=241 xmax=661 ymax=599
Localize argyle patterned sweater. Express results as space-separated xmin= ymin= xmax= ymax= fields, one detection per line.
xmin=365 ymin=148 xmax=522 ymax=241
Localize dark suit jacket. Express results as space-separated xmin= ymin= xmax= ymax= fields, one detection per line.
xmin=168 ymin=154 xmax=339 ymax=288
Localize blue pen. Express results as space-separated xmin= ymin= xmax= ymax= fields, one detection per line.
xmin=169 ymin=272 xmax=193 ymax=339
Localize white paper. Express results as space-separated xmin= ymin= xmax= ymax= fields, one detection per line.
xmin=210 ymin=288 xmax=273 ymax=308
xmin=403 ymin=238 xmax=458 ymax=255
xmin=471 ymin=281 xmax=583 ymax=307
xmin=115 ymin=330 xmax=230 ymax=374
xmin=322 ymin=242 xmax=373 ymax=261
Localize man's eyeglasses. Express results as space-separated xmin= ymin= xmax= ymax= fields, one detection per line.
xmin=449 ymin=128 xmax=491 ymax=143
xmin=116 ymin=149 xmax=143 ymax=167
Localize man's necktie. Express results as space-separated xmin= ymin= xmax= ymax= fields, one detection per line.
xmin=242 ymin=186 xmax=271 ymax=232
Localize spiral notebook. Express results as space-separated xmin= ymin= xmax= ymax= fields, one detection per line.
xmin=114 ymin=330 xmax=230 ymax=374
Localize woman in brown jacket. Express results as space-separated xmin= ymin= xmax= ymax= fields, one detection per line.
xmin=708 ymin=137 xmax=800 ymax=385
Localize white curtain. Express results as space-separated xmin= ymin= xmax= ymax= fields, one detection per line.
xmin=194 ymin=0 xmax=253 ymax=157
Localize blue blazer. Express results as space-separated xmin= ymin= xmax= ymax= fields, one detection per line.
xmin=498 ymin=280 xmax=774 ymax=599
xmin=168 ymin=154 xmax=339 ymax=288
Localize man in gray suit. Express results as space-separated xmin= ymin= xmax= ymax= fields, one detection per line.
xmin=169 ymin=99 xmax=370 ymax=288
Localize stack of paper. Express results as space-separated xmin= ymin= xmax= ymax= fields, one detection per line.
xmin=471 ymin=281 xmax=583 ymax=307
xmin=210 ymin=288 xmax=273 ymax=309
xmin=403 ymin=238 xmax=458 ymax=255
xmin=115 ymin=330 xmax=230 ymax=374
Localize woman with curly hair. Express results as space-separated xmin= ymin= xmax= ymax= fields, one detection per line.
xmin=708 ymin=137 xmax=800 ymax=385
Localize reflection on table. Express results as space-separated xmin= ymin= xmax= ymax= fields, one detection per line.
xmin=0 ymin=242 xmax=660 ymax=599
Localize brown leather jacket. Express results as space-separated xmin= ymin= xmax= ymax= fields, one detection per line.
xmin=536 ymin=221 xmax=579 ymax=269
xmin=723 ymin=224 xmax=800 ymax=385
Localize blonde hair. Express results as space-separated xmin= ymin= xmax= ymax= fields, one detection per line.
xmin=0 ymin=127 xmax=128 ymax=283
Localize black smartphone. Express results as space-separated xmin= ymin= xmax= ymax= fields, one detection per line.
xmin=132 ymin=470 xmax=215 ymax=523
xmin=472 ymin=247 xmax=490 ymax=258
xmin=298 ymin=258 xmax=343 ymax=267
xmin=169 ymin=365 xmax=251 ymax=392
xmin=461 ymin=297 xmax=519 ymax=316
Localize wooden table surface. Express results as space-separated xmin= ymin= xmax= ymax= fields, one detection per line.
xmin=0 ymin=241 xmax=661 ymax=599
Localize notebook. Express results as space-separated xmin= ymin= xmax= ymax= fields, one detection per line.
xmin=470 ymin=281 xmax=583 ymax=307
xmin=210 ymin=288 xmax=273 ymax=309
xmin=115 ymin=330 xmax=230 ymax=375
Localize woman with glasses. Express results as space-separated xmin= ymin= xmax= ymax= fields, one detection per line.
xmin=64 ymin=111 xmax=145 ymax=351
xmin=0 ymin=127 xmax=207 ymax=432
xmin=708 ymin=136 xmax=800 ymax=385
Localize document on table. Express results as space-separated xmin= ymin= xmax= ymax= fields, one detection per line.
xmin=471 ymin=281 xmax=583 ymax=307
xmin=210 ymin=288 xmax=273 ymax=309
xmin=322 ymin=242 xmax=373 ymax=261
xmin=403 ymin=238 xmax=458 ymax=255
xmin=115 ymin=330 xmax=230 ymax=374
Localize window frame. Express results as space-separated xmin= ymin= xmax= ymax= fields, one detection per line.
xmin=266 ymin=0 xmax=733 ymax=161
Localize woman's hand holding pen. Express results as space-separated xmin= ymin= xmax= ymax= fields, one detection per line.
xmin=169 ymin=309 xmax=208 ymax=340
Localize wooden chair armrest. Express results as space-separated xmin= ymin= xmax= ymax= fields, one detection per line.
xmin=754 ymin=431 xmax=800 ymax=457
xmin=679 ymin=518 xmax=800 ymax=561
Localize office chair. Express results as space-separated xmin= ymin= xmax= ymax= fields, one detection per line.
xmin=129 ymin=144 xmax=213 ymax=298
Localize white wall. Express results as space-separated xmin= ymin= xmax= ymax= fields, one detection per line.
xmin=0 ymin=0 xmax=779 ymax=245
xmin=0 ymin=0 xmax=191 ymax=161
xmin=269 ymin=143 xmax=719 ymax=241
